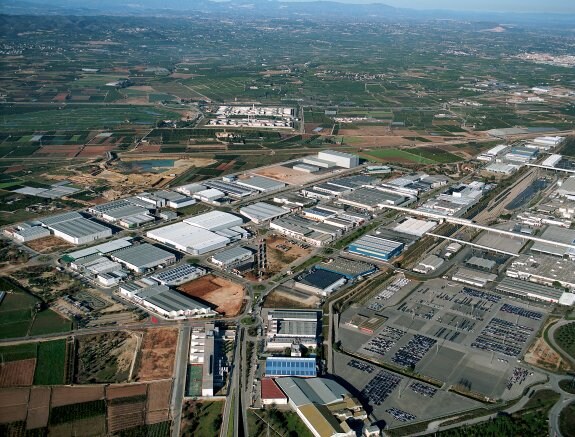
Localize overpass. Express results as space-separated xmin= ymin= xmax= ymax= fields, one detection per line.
xmin=381 ymin=205 xmax=575 ymax=251
xmin=526 ymin=163 xmax=575 ymax=174
xmin=426 ymin=233 xmax=520 ymax=257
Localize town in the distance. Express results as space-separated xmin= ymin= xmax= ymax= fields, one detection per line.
xmin=0 ymin=2 xmax=574 ymax=437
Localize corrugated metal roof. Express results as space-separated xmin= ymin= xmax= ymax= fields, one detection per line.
xmin=49 ymin=218 xmax=111 ymax=239
xmin=112 ymin=243 xmax=175 ymax=268
xmin=211 ymin=246 xmax=253 ymax=264
xmin=40 ymin=211 xmax=84 ymax=226
xmin=240 ymin=202 xmax=288 ymax=222
xmin=184 ymin=211 xmax=243 ymax=231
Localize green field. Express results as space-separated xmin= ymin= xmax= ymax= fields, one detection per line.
xmin=554 ymin=322 xmax=575 ymax=360
xmin=560 ymin=403 xmax=575 ymax=437
xmin=181 ymin=401 xmax=224 ymax=437
xmin=33 ymin=339 xmax=67 ymax=385
xmin=362 ymin=148 xmax=437 ymax=164
xmin=29 ymin=310 xmax=72 ymax=336
xmin=415 ymin=147 xmax=463 ymax=163
xmin=247 ymin=408 xmax=313 ymax=437
xmin=0 ymin=342 xmax=37 ymax=362
xmin=0 ymin=105 xmax=181 ymax=131
xmin=0 ymin=280 xmax=39 ymax=339
xmin=0 ymin=277 xmax=71 ymax=339
xmin=437 ymin=410 xmax=550 ymax=437
xmin=50 ymin=400 xmax=106 ymax=425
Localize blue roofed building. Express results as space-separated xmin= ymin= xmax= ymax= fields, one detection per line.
xmin=346 ymin=235 xmax=404 ymax=261
xmin=265 ymin=357 xmax=317 ymax=377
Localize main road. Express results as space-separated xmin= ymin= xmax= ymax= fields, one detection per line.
xmin=171 ymin=325 xmax=191 ymax=437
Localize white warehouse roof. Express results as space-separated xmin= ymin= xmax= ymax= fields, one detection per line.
xmin=183 ymin=211 xmax=243 ymax=231
xmin=240 ymin=202 xmax=289 ymax=223
xmin=147 ymin=222 xmax=229 ymax=253
xmin=394 ymin=217 xmax=437 ymax=237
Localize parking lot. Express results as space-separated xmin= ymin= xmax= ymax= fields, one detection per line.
xmin=339 ymin=277 xmax=548 ymax=402
xmin=334 ymin=352 xmax=482 ymax=428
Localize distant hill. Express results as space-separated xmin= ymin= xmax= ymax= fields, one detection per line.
xmin=2 ymin=0 xmax=574 ymax=27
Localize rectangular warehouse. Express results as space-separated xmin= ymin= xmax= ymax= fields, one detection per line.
xmin=149 ymin=263 xmax=206 ymax=286
xmin=239 ymin=202 xmax=289 ymax=224
xmin=13 ymin=226 xmax=51 ymax=242
xmin=317 ymin=150 xmax=359 ymax=168
xmin=147 ymin=211 xmax=245 ymax=255
xmin=147 ymin=222 xmax=230 ymax=255
xmin=235 ymin=176 xmax=286 ymax=192
xmin=294 ymin=269 xmax=347 ymax=296
xmin=110 ymin=243 xmax=176 ymax=272
xmin=183 ymin=211 xmax=243 ymax=231
xmin=265 ymin=357 xmax=317 ymax=377
xmin=48 ymin=218 xmax=112 ymax=245
xmin=347 ymin=235 xmax=404 ymax=261
xmin=211 ymin=246 xmax=254 ymax=269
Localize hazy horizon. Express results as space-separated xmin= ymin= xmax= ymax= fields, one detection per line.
xmin=19 ymin=0 xmax=575 ymax=14
xmin=282 ymin=0 xmax=575 ymax=13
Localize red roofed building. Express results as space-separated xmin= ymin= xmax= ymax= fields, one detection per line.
xmin=261 ymin=378 xmax=288 ymax=405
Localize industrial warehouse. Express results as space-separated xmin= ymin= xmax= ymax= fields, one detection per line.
xmin=265 ymin=309 xmax=321 ymax=352
xmin=239 ymin=202 xmax=290 ymax=224
xmin=146 ymin=211 xmax=247 ymax=255
xmin=38 ymin=211 xmax=112 ymax=245
xmin=347 ymin=234 xmax=404 ymax=261
xmin=110 ymin=243 xmax=177 ymax=272
xmin=119 ymin=281 xmax=215 ymax=319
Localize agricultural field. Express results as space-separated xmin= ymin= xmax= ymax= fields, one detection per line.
xmin=75 ymin=332 xmax=138 ymax=384
xmin=560 ymin=403 xmax=575 ymax=437
xmin=0 ymin=277 xmax=71 ymax=339
xmin=178 ymin=275 xmax=245 ymax=317
xmin=0 ymin=381 xmax=171 ymax=436
xmin=247 ymin=408 xmax=313 ymax=437
xmin=181 ymin=400 xmax=224 ymax=437
xmin=34 ymin=339 xmax=67 ymax=385
xmin=361 ymin=148 xmax=437 ymax=165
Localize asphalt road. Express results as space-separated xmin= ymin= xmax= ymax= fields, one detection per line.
xmin=171 ymin=325 xmax=191 ymax=437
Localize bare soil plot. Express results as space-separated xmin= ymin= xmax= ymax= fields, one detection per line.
xmin=25 ymin=236 xmax=73 ymax=254
xmin=340 ymin=125 xmax=392 ymax=136
xmin=77 ymin=146 xmax=115 ymax=157
xmin=106 ymin=383 xmax=147 ymax=400
xmin=0 ymin=387 xmax=29 ymax=423
xmin=265 ymin=236 xmax=314 ymax=275
xmin=0 ymin=358 xmax=36 ymax=387
xmin=146 ymin=380 xmax=172 ymax=412
xmin=525 ymin=336 xmax=570 ymax=372
xmin=26 ymin=386 xmax=51 ymax=430
xmin=263 ymin=289 xmax=320 ymax=309
xmin=135 ymin=328 xmax=178 ymax=381
xmin=51 ymin=385 xmax=105 ymax=407
xmin=178 ymin=275 xmax=245 ymax=317
xmin=146 ymin=409 xmax=170 ymax=425
xmin=253 ymin=165 xmax=326 ymax=185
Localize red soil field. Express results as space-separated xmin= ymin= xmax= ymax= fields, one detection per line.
xmin=51 ymin=385 xmax=105 ymax=407
xmin=135 ymin=328 xmax=178 ymax=381
xmin=0 ymin=359 xmax=36 ymax=387
xmin=106 ymin=383 xmax=147 ymax=400
xmin=177 ymin=274 xmax=245 ymax=317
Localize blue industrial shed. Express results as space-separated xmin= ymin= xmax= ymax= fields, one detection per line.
xmin=265 ymin=357 xmax=317 ymax=377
